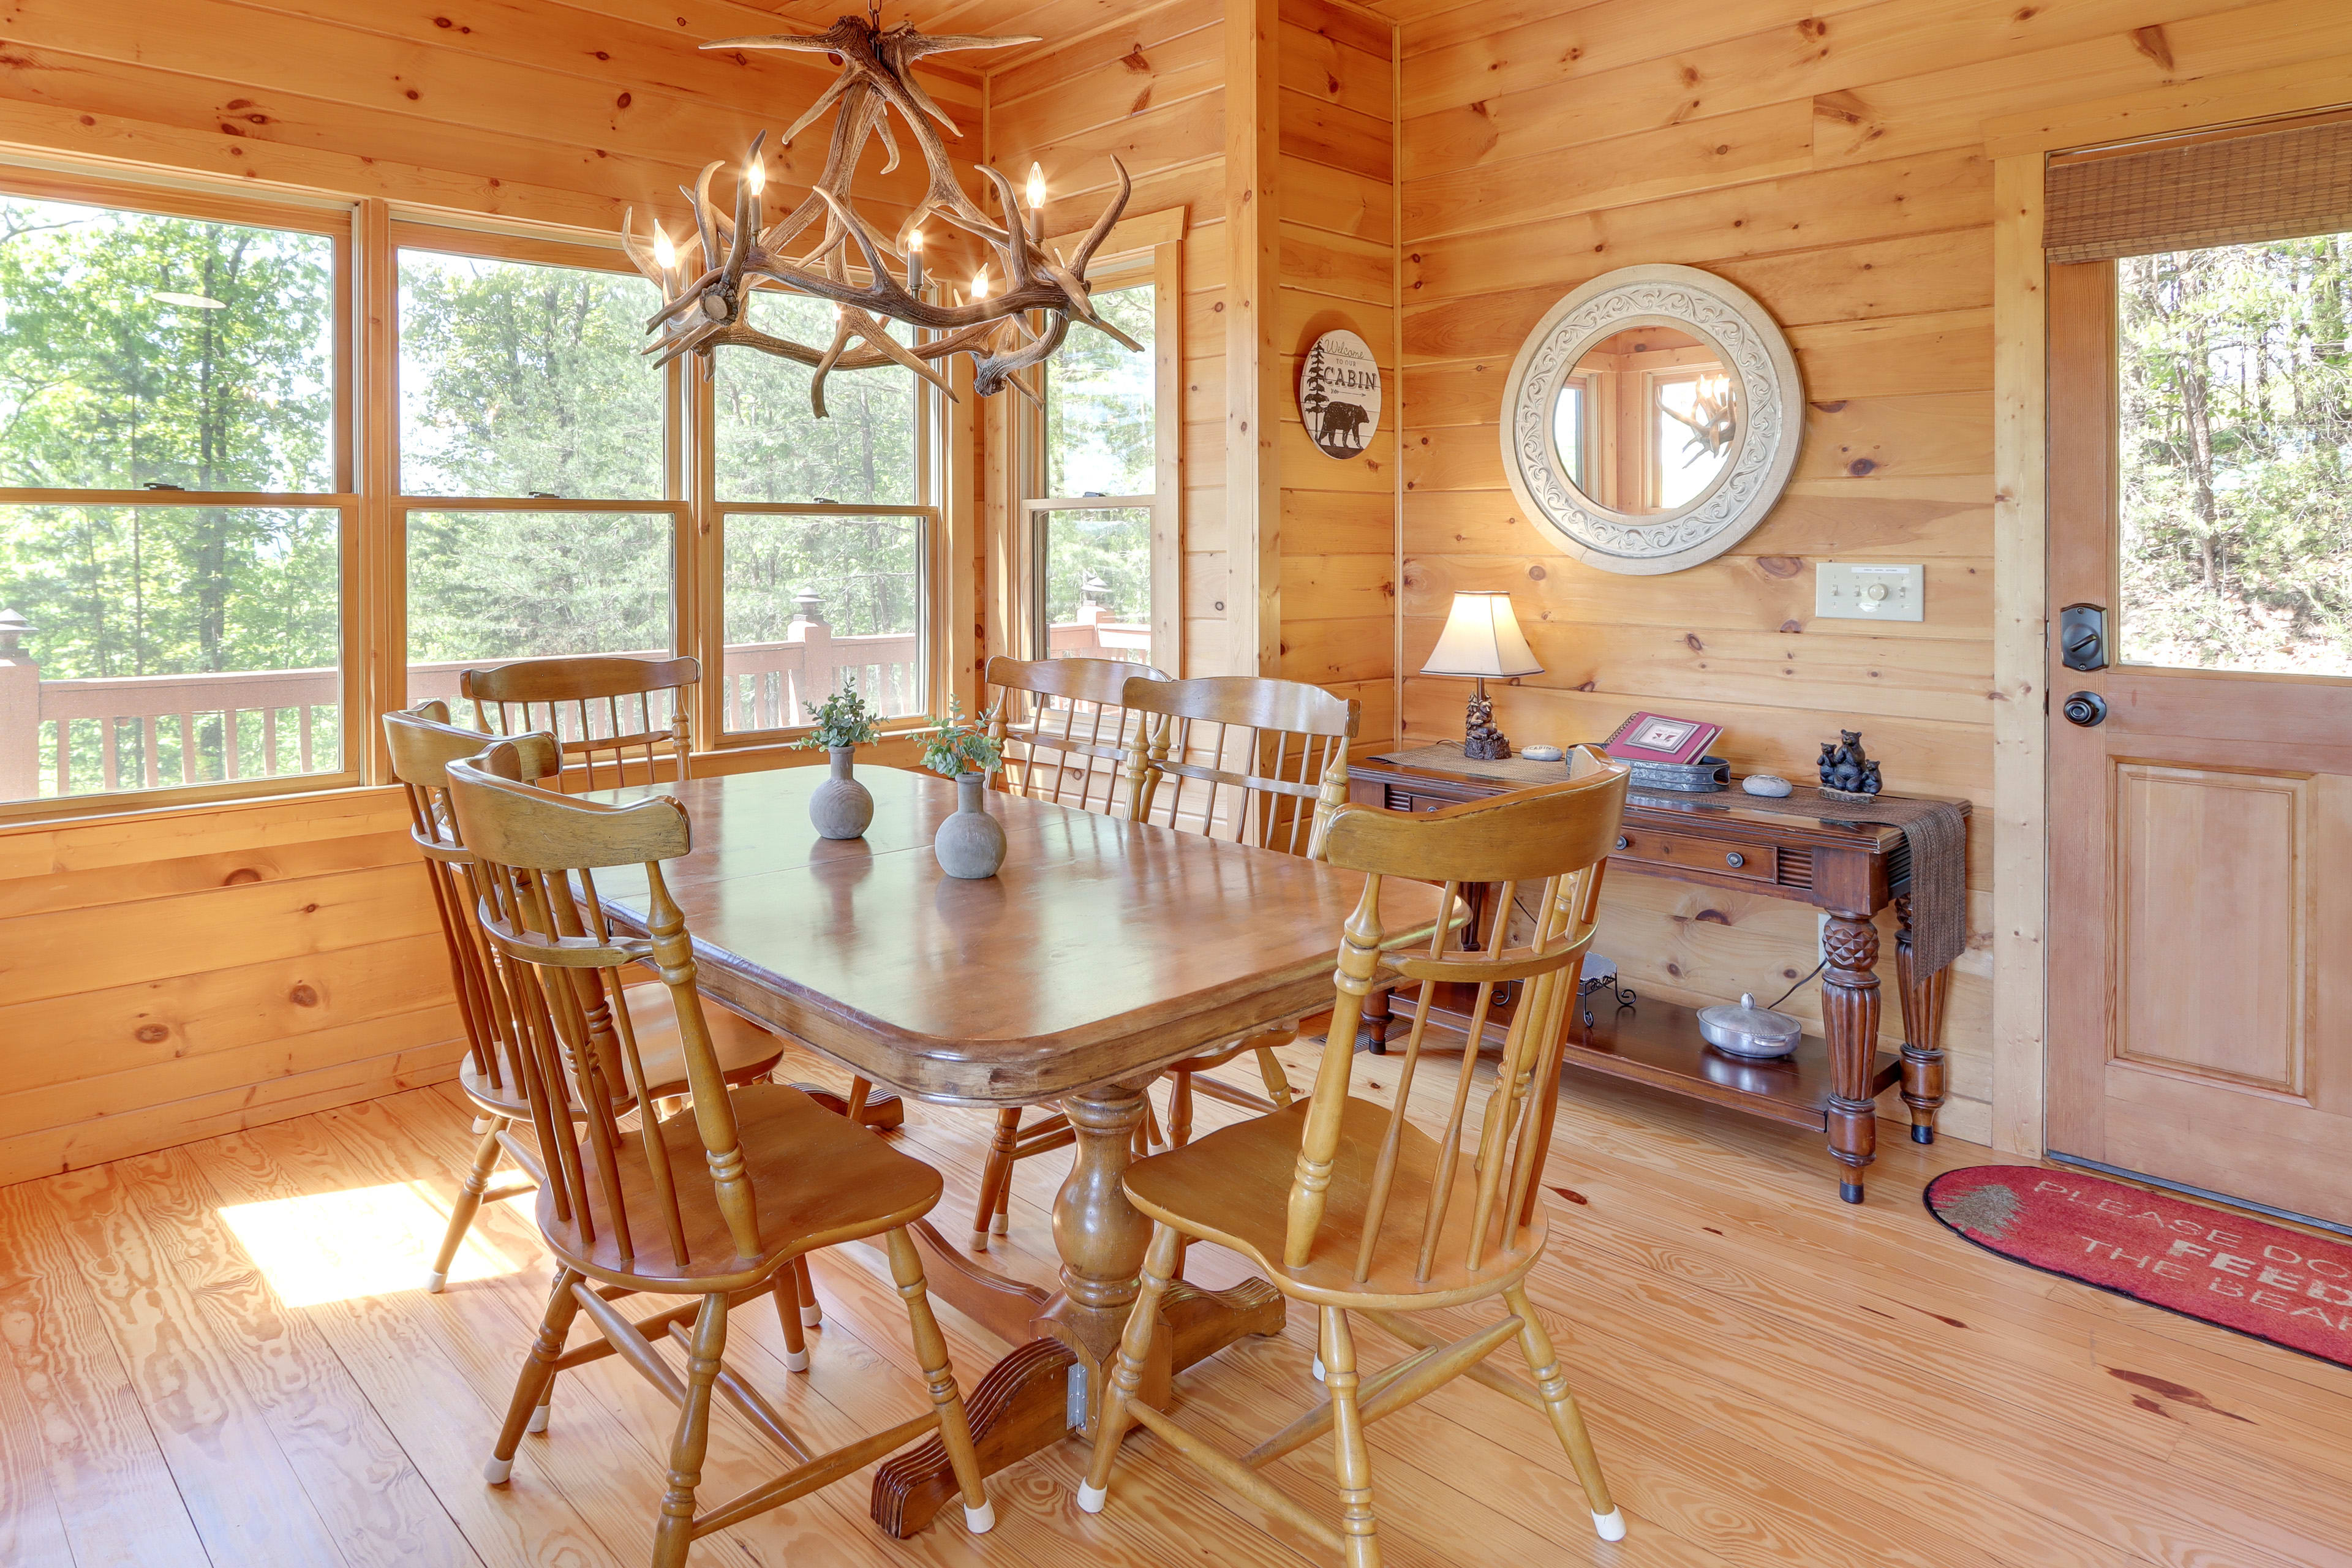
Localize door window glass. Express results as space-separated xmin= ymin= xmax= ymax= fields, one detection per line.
xmin=2119 ymin=234 xmax=2352 ymax=674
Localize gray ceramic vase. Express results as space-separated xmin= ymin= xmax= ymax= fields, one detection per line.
xmin=933 ymin=770 xmax=1006 ymax=879
xmin=808 ymin=747 xmax=875 ymax=840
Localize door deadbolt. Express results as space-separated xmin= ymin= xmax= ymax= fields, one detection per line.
xmin=2062 ymin=690 xmax=2108 ymax=727
xmin=2059 ymin=603 xmax=2109 ymax=672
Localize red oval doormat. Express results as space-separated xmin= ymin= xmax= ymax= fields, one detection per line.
xmin=1924 ymin=1167 xmax=2352 ymax=1369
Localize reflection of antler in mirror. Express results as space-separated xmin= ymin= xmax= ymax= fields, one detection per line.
xmin=617 ymin=15 xmax=1140 ymax=417
xmin=1660 ymin=375 xmax=1738 ymax=466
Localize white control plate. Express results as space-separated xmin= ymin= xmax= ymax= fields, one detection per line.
xmin=1814 ymin=561 xmax=1922 ymax=622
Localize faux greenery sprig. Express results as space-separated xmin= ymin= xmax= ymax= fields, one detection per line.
xmin=791 ymin=677 xmax=883 ymax=752
xmin=919 ymin=698 xmax=1003 ymax=778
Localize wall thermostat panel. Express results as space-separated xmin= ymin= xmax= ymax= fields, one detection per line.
xmin=1814 ymin=562 xmax=1923 ymax=622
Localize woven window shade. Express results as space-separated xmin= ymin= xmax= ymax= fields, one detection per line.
xmin=2045 ymin=119 xmax=2352 ymax=264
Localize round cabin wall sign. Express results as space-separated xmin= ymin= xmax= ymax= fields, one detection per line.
xmin=1301 ymin=330 xmax=1382 ymax=458
xmin=1498 ymin=264 xmax=1804 ymax=575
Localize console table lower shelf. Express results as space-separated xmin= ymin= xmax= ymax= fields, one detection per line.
xmin=1566 ymin=999 xmax=1902 ymax=1154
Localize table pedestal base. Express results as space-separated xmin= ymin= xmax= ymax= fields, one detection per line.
xmin=867 ymin=1080 xmax=1286 ymax=1536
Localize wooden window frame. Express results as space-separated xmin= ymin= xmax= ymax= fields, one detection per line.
xmin=0 ymin=167 xmax=971 ymax=823
xmin=0 ymin=167 xmax=363 ymax=823
xmin=994 ymin=209 xmax=1183 ymax=677
xmin=689 ymin=280 xmax=949 ymax=750
xmin=386 ymin=221 xmax=692 ymax=742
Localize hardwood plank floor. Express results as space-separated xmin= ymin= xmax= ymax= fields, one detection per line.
xmin=1 ymin=1031 xmax=2346 ymax=1568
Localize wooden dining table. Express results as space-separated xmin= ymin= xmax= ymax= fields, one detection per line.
xmin=582 ymin=763 xmax=1447 ymax=1536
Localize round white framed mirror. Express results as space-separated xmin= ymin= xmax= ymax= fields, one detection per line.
xmin=1500 ymin=265 xmax=1802 ymax=575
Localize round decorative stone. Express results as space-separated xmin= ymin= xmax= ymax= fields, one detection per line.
xmin=1742 ymin=773 xmax=1793 ymax=797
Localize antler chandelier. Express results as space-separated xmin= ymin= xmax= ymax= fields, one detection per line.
xmin=620 ymin=11 xmax=1139 ymax=417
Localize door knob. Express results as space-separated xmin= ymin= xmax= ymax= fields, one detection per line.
xmin=2062 ymin=690 xmax=2108 ymax=727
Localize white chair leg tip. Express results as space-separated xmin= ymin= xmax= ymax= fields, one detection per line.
xmin=471 ymin=1117 xmax=492 ymax=1135
xmin=783 ymin=1348 xmax=810 ymax=1373
xmin=990 ymin=1214 xmax=1009 ymax=1235
xmin=799 ymin=1303 xmax=823 ymax=1327
xmin=424 ymin=1271 xmax=448 ymax=1294
xmin=1311 ymin=1356 xmax=1326 ymax=1382
xmin=525 ymin=1406 xmax=549 ymax=1435
xmin=1593 ymin=1509 xmax=1627 ymax=1542
xmin=963 ymin=1499 xmax=996 ymax=1534
xmin=482 ymin=1457 xmax=513 ymax=1485
xmin=1076 ymin=1482 xmax=1106 ymax=1515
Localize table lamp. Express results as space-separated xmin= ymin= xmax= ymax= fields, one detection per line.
xmin=1420 ymin=590 xmax=1542 ymax=760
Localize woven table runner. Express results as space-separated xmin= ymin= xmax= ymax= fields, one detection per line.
xmin=1707 ymin=788 xmax=1969 ymax=974
xmin=1371 ymin=743 xmax=1970 ymax=975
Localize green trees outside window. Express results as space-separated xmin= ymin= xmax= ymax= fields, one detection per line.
xmin=2119 ymin=233 xmax=2352 ymax=674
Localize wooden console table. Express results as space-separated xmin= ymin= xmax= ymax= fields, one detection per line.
xmin=1348 ymin=748 xmax=1968 ymax=1204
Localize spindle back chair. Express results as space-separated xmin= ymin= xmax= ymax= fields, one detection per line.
xmin=1126 ymin=675 xmax=1359 ymax=1149
xmin=443 ymin=749 xmax=993 ymax=1566
xmin=461 ymin=654 xmax=699 ymax=792
xmin=984 ymin=655 xmax=1170 ymax=814
xmin=384 ymin=703 xmax=784 ymax=1293
xmin=1080 ymin=751 xmax=1634 ymax=1564
xmin=1121 ymin=674 xmax=1357 ymax=855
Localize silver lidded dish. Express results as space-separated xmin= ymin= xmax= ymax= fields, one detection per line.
xmin=1697 ymin=992 xmax=1803 ymax=1060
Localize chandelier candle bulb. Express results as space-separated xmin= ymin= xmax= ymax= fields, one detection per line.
xmin=905 ymin=228 xmax=924 ymax=295
xmin=1026 ymin=162 xmax=1047 ymax=244
xmin=971 ymin=265 xmax=990 ymax=303
xmin=743 ymin=154 xmax=764 ymax=235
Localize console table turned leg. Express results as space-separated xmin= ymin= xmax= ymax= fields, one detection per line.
xmin=1820 ymin=912 xmax=1882 ymax=1205
xmin=1894 ymin=896 xmax=1950 ymax=1146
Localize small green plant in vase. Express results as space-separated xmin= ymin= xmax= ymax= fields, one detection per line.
xmin=797 ymin=678 xmax=883 ymax=840
xmin=922 ymin=699 xmax=1008 ymax=878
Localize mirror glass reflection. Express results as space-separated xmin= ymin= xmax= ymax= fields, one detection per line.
xmin=1550 ymin=326 xmax=1739 ymax=516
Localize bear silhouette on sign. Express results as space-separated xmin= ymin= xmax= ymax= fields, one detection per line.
xmin=1316 ymin=401 xmax=1371 ymax=454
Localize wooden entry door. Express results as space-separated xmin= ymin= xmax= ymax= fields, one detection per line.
xmin=2046 ymin=258 xmax=2352 ymax=1230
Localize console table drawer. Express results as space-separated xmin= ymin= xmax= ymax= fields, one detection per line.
xmin=1611 ymin=827 xmax=1776 ymax=883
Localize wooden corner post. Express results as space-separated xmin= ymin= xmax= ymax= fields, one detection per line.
xmin=1226 ymin=0 xmax=1283 ymax=677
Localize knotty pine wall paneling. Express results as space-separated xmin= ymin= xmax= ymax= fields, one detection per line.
xmin=0 ymin=794 xmax=459 ymax=1185
xmin=1276 ymin=0 xmax=1399 ymax=744
xmin=1376 ymin=0 xmax=2352 ymax=1146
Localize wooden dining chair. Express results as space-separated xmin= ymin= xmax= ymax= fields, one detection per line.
xmin=1121 ymin=674 xmax=1359 ymax=1149
xmin=984 ymin=654 xmax=1170 ymax=813
xmin=1078 ymin=751 xmax=1634 ymax=1564
xmin=384 ymin=703 xmax=788 ymax=1295
xmin=462 ymin=654 xmax=901 ymax=1131
xmin=957 ymin=655 xmax=1174 ymax=1249
xmin=443 ymin=747 xmax=995 ymax=1564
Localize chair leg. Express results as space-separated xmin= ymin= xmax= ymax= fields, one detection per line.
xmin=1168 ymin=1071 xmax=1196 ymax=1149
xmin=774 ymin=1258 xmax=810 ymax=1372
xmin=992 ymin=1170 xmax=1011 ymax=1235
xmin=431 ymin=1116 xmax=506 ymax=1292
xmin=974 ymin=1109 xmax=1021 ymax=1251
xmin=793 ymin=1255 xmax=821 ymax=1327
xmin=1254 ymin=1045 xmax=1295 ymax=1110
xmin=1502 ymin=1283 xmax=1624 ymax=1542
xmin=650 ymin=1292 xmax=728 ymax=1568
xmin=1077 ymin=1221 xmax=1182 ymax=1513
xmin=885 ymin=1228 xmax=994 ymax=1533
xmin=486 ymin=1266 xmax=582 ymax=1483
xmin=845 ymin=1076 xmax=872 ymax=1122
xmin=1321 ymin=1306 xmax=1381 ymax=1568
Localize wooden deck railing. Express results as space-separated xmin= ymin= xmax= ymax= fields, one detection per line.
xmin=0 ymin=607 xmax=1149 ymax=800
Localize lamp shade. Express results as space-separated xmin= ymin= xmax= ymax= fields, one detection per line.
xmin=1420 ymin=590 xmax=1542 ymax=679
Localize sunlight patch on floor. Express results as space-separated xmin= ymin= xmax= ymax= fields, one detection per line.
xmin=218 ymin=1181 xmax=524 ymax=1306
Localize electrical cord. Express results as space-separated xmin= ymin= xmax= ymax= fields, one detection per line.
xmin=1763 ymin=959 xmax=1825 ymax=1011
